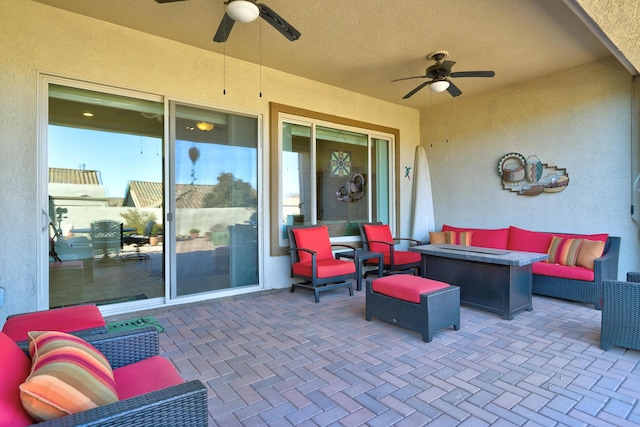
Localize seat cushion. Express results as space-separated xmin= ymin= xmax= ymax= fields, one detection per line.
xmin=19 ymin=331 xmax=118 ymax=422
xmin=363 ymin=224 xmax=394 ymax=253
xmin=2 ymin=304 xmax=106 ymax=343
xmin=0 ymin=332 xmax=34 ymax=427
xmin=292 ymin=226 xmax=334 ymax=263
xmin=533 ymin=262 xmax=595 ymax=281
xmin=292 ymin=259 xmax=355 ymax=278
xmin=372 ymin=275 xmax=450 ymax=303
xmin=114 ymin=356 xmax=184 ymax=400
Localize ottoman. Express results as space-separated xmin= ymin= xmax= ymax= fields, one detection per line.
xmin=366 ymin=275 xmax=460 ymax=342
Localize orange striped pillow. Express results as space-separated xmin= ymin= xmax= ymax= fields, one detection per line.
xmin=19 ymin=331 xmax=118 ymax=422
xmin=429 ymin=231 xmax=472 ymax=246
xmin=547 ymin=236 xmax=584 ymax=267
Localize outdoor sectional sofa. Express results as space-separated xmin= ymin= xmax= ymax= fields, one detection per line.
xmin=434 ymin=225 xmax=620 ymax=310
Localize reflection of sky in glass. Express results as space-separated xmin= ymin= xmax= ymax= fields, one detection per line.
xmin=49 ymin=126 xmax=258 ymax=197
xmin=175 ymin=140 xmax=257 ymax=189
xmin=49 ymin=125 xmax=162 ymax=198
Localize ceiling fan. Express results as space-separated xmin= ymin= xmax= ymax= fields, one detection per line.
xmin=392 ymin=51 xmax=495 ymax=99
xmin=155 ymin=0 xmax=301 ymax=43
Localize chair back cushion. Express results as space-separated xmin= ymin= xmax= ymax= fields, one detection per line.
xmin=363 ymin=224 xmax=394 ymax=253
xmin=19 ymin=331 xmax=118 ymax=422
xmin=2 ymin=304 xmax=106 ymax=343
xmin=292 ymin=226 xmax=334 ymax=263
xmin=114 ymin=355 xmax=184 ymax=400
xmin=0 ymin=332 xmax=34 ymax=427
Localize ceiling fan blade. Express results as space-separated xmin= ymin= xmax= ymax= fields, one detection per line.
xmin=155 ymin=0 xmax=187 ymax=3
xmin=450 ymin=71 xmax=495 ymax=78
xmin=390 ymin=75 xmax=427 ymax=83
xmin=213 ymin=12 xmax=236 ymax=43
xmin=402 ymin=81 xmax=432 ymax=99
xmin=257 ymin=3 xmax=301 ymax=41
xmin=446 ymin=81 xmax=462 ymax=97
xmin=439 ymin=60 xmax=456 ymax=75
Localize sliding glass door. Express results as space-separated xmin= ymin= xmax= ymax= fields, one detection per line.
xmin=47 ymin=83 xmax=165 ymax=308
xmin=171 ymin=103 xmax=259 ymax=297
xmin=45 ymin=80 xmax=261 ymax=310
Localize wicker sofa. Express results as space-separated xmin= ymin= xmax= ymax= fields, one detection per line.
xmin=435 ymin=225 xmax=620 ymax=310
xmin=1 ymin=326 xmax=207 ymax=426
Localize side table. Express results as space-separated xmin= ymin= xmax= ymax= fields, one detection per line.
xmin=335 ymin=249 xmax=383 ymax=291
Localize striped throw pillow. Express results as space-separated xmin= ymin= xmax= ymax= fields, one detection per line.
xmin=429 ymin=231 xmax=472 ymax=246
xmin=19 ymin=331 xmax=118 ymax=422
xmin=547 ymin=236 xmax=584 ymax=267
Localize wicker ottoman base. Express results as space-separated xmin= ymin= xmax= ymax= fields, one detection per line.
xmin=365 ymin=277 xmax=460 ymax=342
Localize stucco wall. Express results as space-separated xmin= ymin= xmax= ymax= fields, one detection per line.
xmin=421 ymin=56 xmax=639 ymax=278
xmin=0 ymin=1 xmax=419 ymax=320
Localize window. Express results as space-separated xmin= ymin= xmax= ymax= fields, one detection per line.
xmin=270 ymin=103 xmax=399 ymax=256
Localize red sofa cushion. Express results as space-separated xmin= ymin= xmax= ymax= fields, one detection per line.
xmin=372 ymin=275 xmax=450 ymax=303
xmin=0 ymin=332 xmax=34 ymax=427
xmin=442 ymin=225 xmax=509 ymax=249
xmin=532 ymin=262 xmax=595 ymax=282
xmin=114 ymin=355 xmax=184 ymax=400
xmin=2 ymin=305 xmax=106 ymax=343
xmin=507 ymin=226 xmax=553 ymax=253
xmin=292 ymin=259 xmax=355 ymax=278
xmin=292 ymin=226 xmax=334 ymax=263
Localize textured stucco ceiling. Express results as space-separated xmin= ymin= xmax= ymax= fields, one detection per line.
xmin=32 ymin=0 xmax=636 ymax=109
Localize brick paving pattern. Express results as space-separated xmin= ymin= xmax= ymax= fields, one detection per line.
xmin=126 ymin=287 xmax=640 ymax=426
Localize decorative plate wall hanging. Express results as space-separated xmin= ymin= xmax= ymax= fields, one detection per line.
xmin=498 ymin=153 xmax=569 ymax=196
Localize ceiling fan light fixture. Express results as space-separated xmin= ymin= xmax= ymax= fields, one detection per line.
xmin=196 ymin=121 xmax=215 ymax=131
xmin=226 ymin=0 xmax=260 ymax=23
xmin=429 ymin=80 xmax=450 ymax=93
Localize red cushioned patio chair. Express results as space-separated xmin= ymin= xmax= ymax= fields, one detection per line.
xmin=0 ymin=327 xmax=207 ymax=426
xmin=359 ymin=222 xmax=422 ymax=276
xmin=2 ymin=303 xmax=107 ymax=352
xmin=287 ymin=225 xmax=356 ymax=303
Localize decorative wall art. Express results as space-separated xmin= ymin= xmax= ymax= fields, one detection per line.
xmin=336 ymin=172 xmax=366 ymax=202
xmin=330 ymin=149 xmax=351 ymax=177
xmin=498 ymin=152 xmax=569 ymax=196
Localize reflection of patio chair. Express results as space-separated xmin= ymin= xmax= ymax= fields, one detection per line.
xmin=123 ymin=221 xmax=154 ymax=261
xmin=91 ymin=220 xmax=123 ymax=262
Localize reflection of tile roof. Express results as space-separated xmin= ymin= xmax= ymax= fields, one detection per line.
xmin=125 ymin=181 xmax=215 ymax=209
xmin=108 ymin=197 xmax=124 ymax=207
xmin=49 ymin=168 xmax=101 ymax=184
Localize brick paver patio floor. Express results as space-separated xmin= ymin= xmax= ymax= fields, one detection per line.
xmin=111 ymin=286 xmax=640 ymax=426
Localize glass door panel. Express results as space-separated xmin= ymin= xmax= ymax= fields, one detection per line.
xmin=316 ymin=126 xmax=368 ymax=237
xmin=173 ymin=104 xmax=259 ymax=297
xmin=47 ymin=84 xmax=164 ymax=308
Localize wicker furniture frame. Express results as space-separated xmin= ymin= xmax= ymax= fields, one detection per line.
xmin=600 ymin=272 xmax=640 ymax=351
xmin=365 ymin=279 xmax=460 ymax=342
xmin=33 ymin=327 xmax=208 ymax=426
xmin=286 ymin=225 xmax=355 ymax=303
xmin=532 ymin=236 xmax=620 ymax=310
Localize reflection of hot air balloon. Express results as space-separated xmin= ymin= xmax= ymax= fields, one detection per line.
xmin=189 ymin=146 xmax=200 ymax=184
xmin=189 ymin=146 xmax=200 ymax=164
